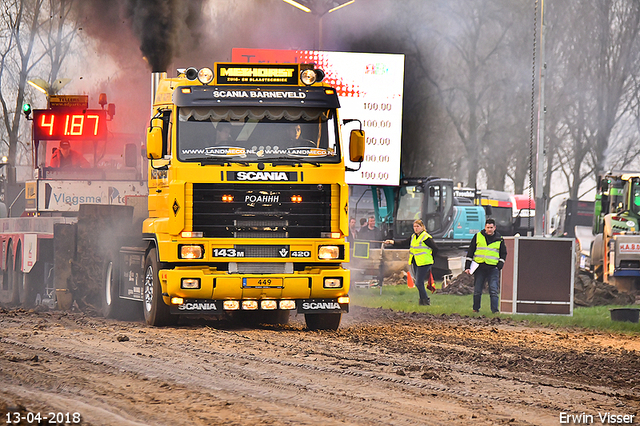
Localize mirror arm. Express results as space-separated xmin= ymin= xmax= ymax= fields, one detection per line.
xmin=343 ymin=118 xmax=363 ymax=131
xmin=346 ymin=163 xmax=362 ymax=172
xmin=149 ymin=159 xmax=168 ymax=171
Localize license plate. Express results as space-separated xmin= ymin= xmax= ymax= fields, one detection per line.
xmin=243 ymin=277 xmax=283 ymax=288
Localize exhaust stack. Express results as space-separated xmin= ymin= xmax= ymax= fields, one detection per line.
xmin=151 ymin=72 xmax=167 ymax=106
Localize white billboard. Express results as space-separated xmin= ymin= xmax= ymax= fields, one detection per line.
xmin=232 ymin=49 xmax=404 ymax=186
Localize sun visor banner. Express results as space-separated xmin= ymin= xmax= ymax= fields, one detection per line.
xmin=174 ymin=86 xmax=339 ymax=108
xmin=216 ymin=63 xmax=299 ymax=85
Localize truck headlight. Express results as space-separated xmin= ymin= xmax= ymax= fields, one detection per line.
xmin=279 ymin=300 xmax=296 ymax=310
xmin=242 ymin=300 xmax=258 ymax=310
xmin=223 ymin=300 xmax=240 ymax=310
xmin=181 ymin=278 xmax=201 ymax=289
xmin=260 ymin=300 xmax=277 ymax=310
xmin=318 ymin=245 xmax=340 ymax=259
xmin=179 ymin=244 xmax=204 ymax=259
xmin=323 ymin=278 xmax=343 ymax=288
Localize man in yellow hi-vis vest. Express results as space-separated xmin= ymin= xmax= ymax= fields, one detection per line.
xmin=385 ymin=219 xmax=439 ymax=305
xmin=464 ymin=218 xmax=507 ymax=313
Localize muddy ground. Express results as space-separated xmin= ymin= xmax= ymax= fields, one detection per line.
xmin=0 ymin=305 xmax=639 ymax=426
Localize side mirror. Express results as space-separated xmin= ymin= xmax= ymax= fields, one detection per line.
xmin=429 ymin=187 xmax=436 ymax=197
xmin=147 ymin=126 xmax=163 ymax=160
xmin=124 ymin=143 xmax=137 ymax=167
xmin=107 ymin=103 xmax=116 ymax=119
xmin=484 ymin=205 xmax=493 ymax=216
xmin=349 ymin=129 xmax=365 ymax=162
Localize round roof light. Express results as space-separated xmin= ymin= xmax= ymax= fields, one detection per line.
xmin=300 ymin=69 xmax=317 ymax=86
xmin=185 ymin=67 xmax=198 ymax=80
xmin=198 ymin=67 xmax=214 ymax=84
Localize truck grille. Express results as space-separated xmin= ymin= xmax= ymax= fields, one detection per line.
xmin=234 ymin=245 xmax=289 ymax=258
xmin=193 ymin=183 xmax=332 ymax=238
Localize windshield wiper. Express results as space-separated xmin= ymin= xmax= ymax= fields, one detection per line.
xmin=197 ymin=158 xmax=228 ymax=165
xmin=268 ymin=157 xmax=321 ymax=167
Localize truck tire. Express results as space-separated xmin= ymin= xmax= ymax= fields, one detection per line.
xmin=4 ymin=248 xmax=15 ymax=304
xmin=304 ymin=313 xmax=342 ymax=331
xmin=262 ymin=310 xmax=290 ymax=325
xmin=590 ymin=236 xmax=604 ymax=282
xmin=102 ymin=257 xmax=141 ymax=320
xmin=22 ymin=262 xmax=44 ymax=309
xmin=102 ymin=259 xmax=121 ymax=318
xmin=10 ymin=249 xmax=29 ymax=306
xmin=143 ymin=248 xmax=176 ymax=326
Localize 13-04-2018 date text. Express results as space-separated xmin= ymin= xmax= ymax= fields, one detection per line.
xmin=6 ymin=412 xmax=81 ymax=424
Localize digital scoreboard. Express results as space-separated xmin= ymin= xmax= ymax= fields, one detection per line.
xmin=32 ymin=109 xmax=107 ymax=141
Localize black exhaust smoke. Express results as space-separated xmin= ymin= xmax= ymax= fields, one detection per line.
xmin=74 ymin=0 xmax=205 ymax=72
xmin=126 ymin=0 xmax=206 ymax=72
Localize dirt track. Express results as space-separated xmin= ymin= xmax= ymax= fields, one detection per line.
xmin=1 ymin=306 xmax=639 ymax=426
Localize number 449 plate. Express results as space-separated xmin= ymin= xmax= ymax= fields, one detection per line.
xmin=242 ymin=277 xmax=283 ymax=288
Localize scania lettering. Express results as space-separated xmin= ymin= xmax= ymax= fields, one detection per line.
xmin=236 ymin=171 xmax=290 ymax=181
xmin=303 ymin=302 xmax=341 ymax=310
xmin=178 ymin=303 xmax=218 ymax=311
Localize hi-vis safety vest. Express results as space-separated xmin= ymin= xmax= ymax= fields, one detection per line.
xmin=409 ymin=231 xmax=434 ymax=266
xmin=474 ymin=233 xmax=501 ymax=265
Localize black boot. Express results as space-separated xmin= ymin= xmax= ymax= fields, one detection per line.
xmin=419 ymin=298 xmax=431 ymax=306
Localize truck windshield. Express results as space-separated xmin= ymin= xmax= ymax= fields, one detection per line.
xmin=177 ymin=107 xmax=340 ymax=163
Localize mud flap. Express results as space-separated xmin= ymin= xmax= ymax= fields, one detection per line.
xmin=170 ymin=299 xmax=223 ymax=314
xmin=297 ymin=299 xmax=349 ymax=314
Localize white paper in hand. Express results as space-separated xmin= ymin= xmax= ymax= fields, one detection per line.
xmin=470 ymin=261 xmax=479 ymax=274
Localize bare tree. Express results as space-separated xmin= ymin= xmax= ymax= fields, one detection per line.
xmin=544 ymin=0 xmax=640 ymax=200
xmin=43 ymin=0 xmax=76 ymax=84
xmin=419 ymin=0 xmax=513 ymax=187
xmin=0 ymin=0 xmax=79 ymax=181
xmin=0 ymin=0 xmax=46 ymax=175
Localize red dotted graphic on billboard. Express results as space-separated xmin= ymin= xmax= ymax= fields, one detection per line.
xmin=297 ymin=51 xmax=365 ymax=98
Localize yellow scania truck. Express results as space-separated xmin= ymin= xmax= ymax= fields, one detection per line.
xmin=109 ymin=63 xmax=364 ymax=330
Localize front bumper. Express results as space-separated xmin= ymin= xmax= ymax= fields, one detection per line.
xmin=159 ymin=267 xmax=349 ymax=302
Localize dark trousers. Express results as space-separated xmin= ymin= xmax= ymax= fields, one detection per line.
xmin=473 ymin=267 xmax=500 ymax=312
xmin=412 ymin=263 xmax=432 ymax=301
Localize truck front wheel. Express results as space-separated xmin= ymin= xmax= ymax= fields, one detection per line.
xmin=143 ymin=248 xmax=176 ymax=326
xmin=304 ymin=313 xmax=342 ymax=331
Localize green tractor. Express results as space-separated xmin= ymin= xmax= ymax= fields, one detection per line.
xmin=590 ymin=171 xmax=640 ymax=291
